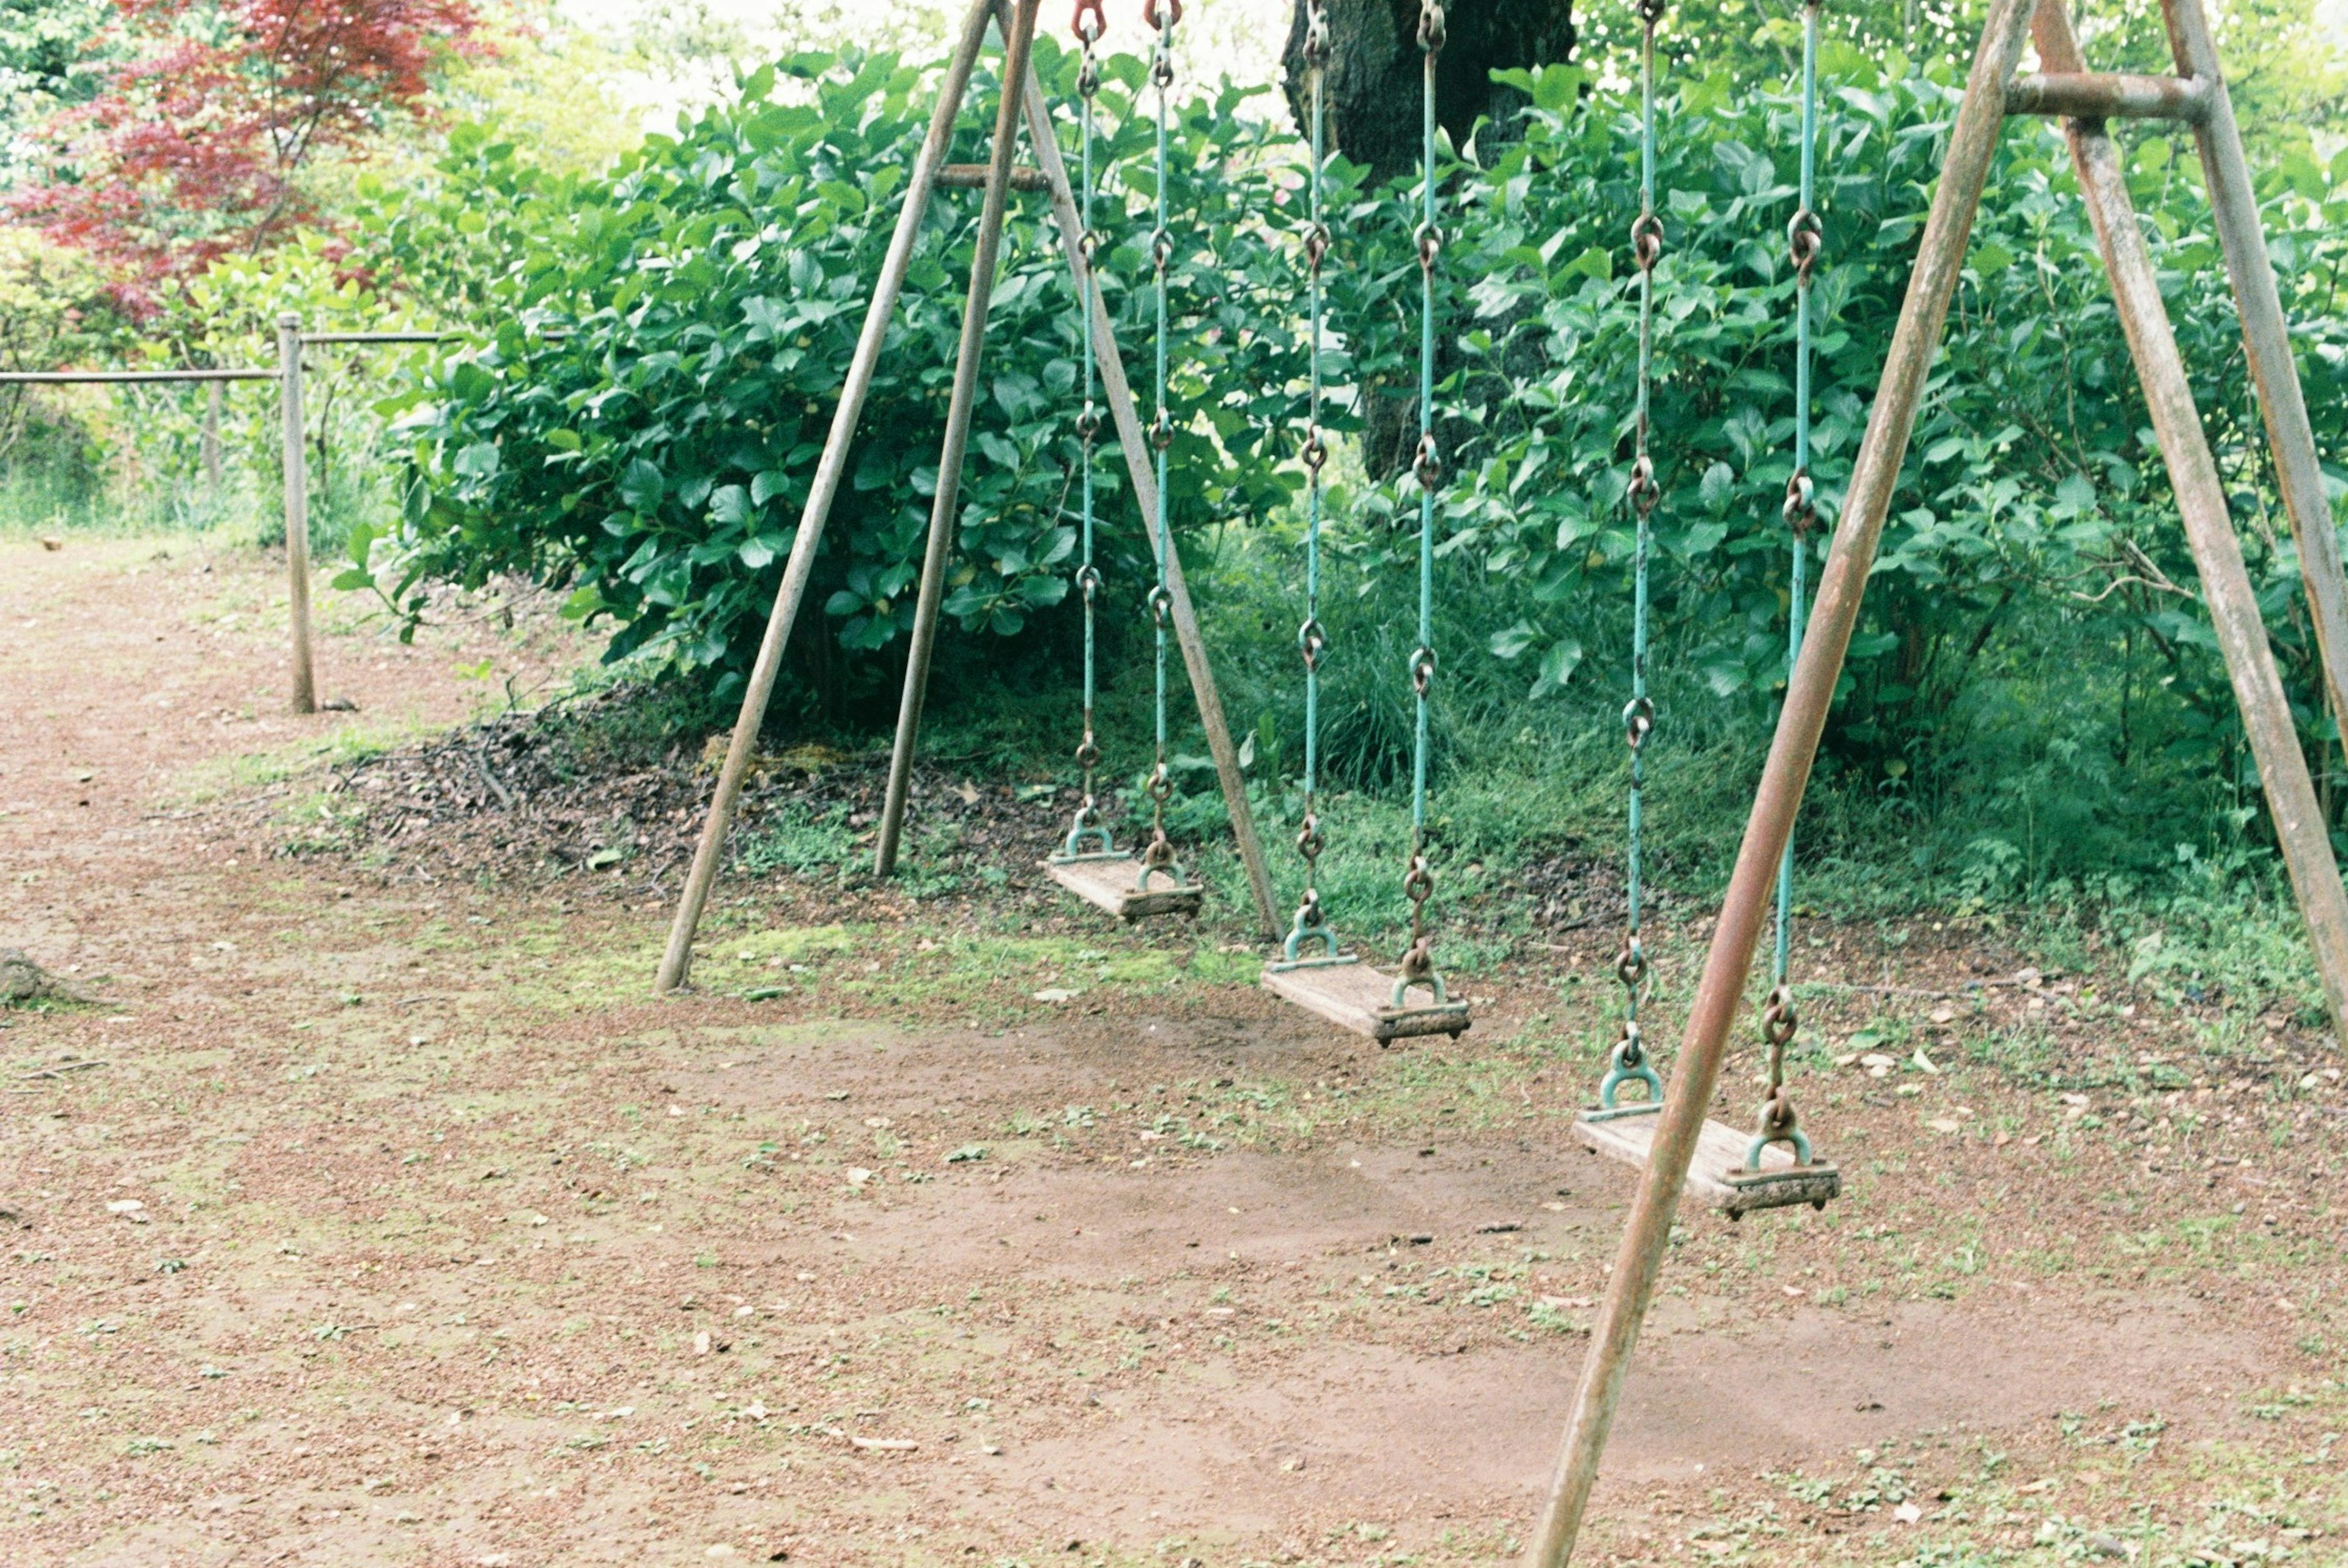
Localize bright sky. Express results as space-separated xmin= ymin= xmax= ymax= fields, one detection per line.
xmin=563 ymin=0 xmax=2348 ymax=128
xmin=559 ymin=0 xmax=1298 ymax=129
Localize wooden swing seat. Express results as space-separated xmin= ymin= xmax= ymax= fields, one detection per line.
xmin=1261 ymin=959 xmax=1472 ymax=1044
xmin=1043 ymin=855 xmax=1203 ymax=921
xmin=1573 ymin=1103 xmax=1840 ymax=1218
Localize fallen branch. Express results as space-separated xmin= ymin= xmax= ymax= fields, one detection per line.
xmin=1813 ymin=973 xmax=2036 ymax=999
xmin=1828 ymin=983 xmax=1960 ymax=998
xmin=471 ymin=748 xmax=517 ymax=812
xmin=20 ymin=1058 xmax=106 ymax=1080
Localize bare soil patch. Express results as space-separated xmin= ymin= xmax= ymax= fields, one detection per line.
xmin=1 ymin=536 xmax=2341 ymax=1568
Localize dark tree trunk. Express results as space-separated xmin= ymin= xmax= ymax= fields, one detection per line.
xmin=1280 ymin=0 xmax=1578 ymax=186
xmin=1282 ymin=1 xmax=1577 ymax=478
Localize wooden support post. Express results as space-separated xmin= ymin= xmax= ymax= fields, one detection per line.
xmin=2162 ymin=0 xmax=2348 ymax=836
xmin=1011 ymin=39 xmax=1283 ymax=940
xmin=203 ymin=380 xmax=223 ymax=510
xmin=276 ymin=313 xmax=317 ymax=716
xmin=2037 ymin=0 xmax=2348 ymax=1048
xmin=873 ymin=0 xmax=1043 ymax=878
xmin=1520 ymin=0 xmax=2043 ymax=1559
xmin=653 ymin=0 xmax=996 ymax=993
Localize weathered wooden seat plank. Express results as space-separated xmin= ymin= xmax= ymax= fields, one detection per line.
xmin=1043 ymin=855 xmax=1202 ymax=921
xmin=1262 ymin=960 xmax=1471 ymax=1044
xmin=1573 ymin=1106 xmax=1839 ymax=1217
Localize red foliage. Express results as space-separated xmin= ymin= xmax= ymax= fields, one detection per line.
xmin=13 ymin=0 xmax=486 ymax=311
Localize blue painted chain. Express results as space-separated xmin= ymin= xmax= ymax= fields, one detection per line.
xmin=1602 ymin=0 xmax=1666 ymax=1110
xmin=1396 ymin=0 xmax=1447 ymax=1003
xmin=1282 ymin=0 xmax=1340 ymax=964
xmin=1134 ymin=0 xmax=1187 ymax=893
xmin=1752 ymin=0 xmax=1828 ymax=1172
xmin=1060 ymin=0 xmax=1112 ymax=861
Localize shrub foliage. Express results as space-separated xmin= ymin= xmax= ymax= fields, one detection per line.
xmin=365 ymin=38 xmax=2348 ymax=885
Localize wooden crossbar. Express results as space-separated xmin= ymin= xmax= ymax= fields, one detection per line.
xmin=937 ymin=163 xmax=1049 ymax=190
xmin=2005 ymin=71 xmax=2210 ymax=121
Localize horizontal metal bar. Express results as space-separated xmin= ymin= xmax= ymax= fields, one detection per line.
xmin=937 ymin=162 xmax=1049 ymax=191
xmin=0 ymin=368 xmax=277 ymax=384
xmin=299 ymin=331 xmax=453 ymax=345
xmin=2005 ymin=71 xmax=2210 ymax=122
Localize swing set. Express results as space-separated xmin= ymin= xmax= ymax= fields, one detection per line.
xmin=654 ymin=0 xmax=1476 ymax=1047
xmin=1528 ymin=0 xmax=2348 ymax=1556
xmin=651 ymin=0 xmax=2347 ymax=1555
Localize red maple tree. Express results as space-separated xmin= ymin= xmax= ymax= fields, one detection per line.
xmin=14 ymin=0 xmax=485 ymax=311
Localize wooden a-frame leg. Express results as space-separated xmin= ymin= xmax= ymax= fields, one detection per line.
xmin=873 ymin=0 xmax=1044 ymax=880
xmin=2037 ymin=0 xmax=2348 ymax=1048
xmin=653 ymin=0 xmax=995 ymax=993
xmin=2160 ymin=0 xmax=2348 ymax=837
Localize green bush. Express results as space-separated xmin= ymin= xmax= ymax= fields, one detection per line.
xmin=363 ymin=38 xmax=2348 ymax=897
xmin=1279 ymin=48 xmax=2348 ymax=888
xmin=370 ymin=42 xmax=1299 ymax=711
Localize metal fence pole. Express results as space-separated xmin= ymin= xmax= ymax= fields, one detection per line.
xmin=204 ymin=380 xmax=223 ymax=511
xmin=0 ymin=369 xmax=276 ymax=384
xmin=277 ymin=312 xmax=317 ymax=715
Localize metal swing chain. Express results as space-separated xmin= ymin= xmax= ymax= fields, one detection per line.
xmin=1754 ymin=0 xmax=1825 ymax=1170
xmin=1139 ymin=0 xmax=1184 ymax=889
xmin=1395 ymin=0 xmax=1448 ymax=1006
xmin=1600 ymin=0 xmax=1669 ymax=1110
xmin=1284 ymin=0 xmax=1339 ymax=962
xmin=1061 ymin=0 xmax=1112 ymax=861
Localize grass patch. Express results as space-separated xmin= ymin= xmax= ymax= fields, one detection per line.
xmin=734 ymin=803 xmax=858 ymax=878
xmin=174 ymin=716 xmax=437 ymax=809
xmin=707 ymin=924 xmax=1255 ymax=1015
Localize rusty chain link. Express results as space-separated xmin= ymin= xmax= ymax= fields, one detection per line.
xmin=1057 ymin=0 xmax=1112 ymax=863
xmin=1278 ymin=7 xmax=1342 ymax=966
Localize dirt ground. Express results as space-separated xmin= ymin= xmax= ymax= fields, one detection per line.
xmin=2 ymin=536 xmax=2342 ymax=1568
